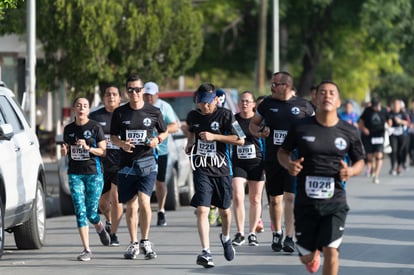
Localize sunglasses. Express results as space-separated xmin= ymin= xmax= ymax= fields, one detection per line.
xmin=127 ymin=86 xmax=145 ymax=93
xmin=271 ymin=82 xmax=287 ymax=88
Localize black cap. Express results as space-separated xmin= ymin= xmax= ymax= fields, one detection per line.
xmin=371 ymin=97 xmax=380 ymax=106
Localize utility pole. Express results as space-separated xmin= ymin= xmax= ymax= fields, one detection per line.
xmin=273 ymin=0 xmax=279 ymax=73
xmin=26 ymin=0 xmax=36 ymax=130
xmin=256 ymin=0 xmax=268 ymax=95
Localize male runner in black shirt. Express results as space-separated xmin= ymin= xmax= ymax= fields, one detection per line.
xmin=110 ymin=74 xmax=168 ymax=260
xmin=89 ymin=85 xmax=123 ymax=246
xmin=278 ymin=80 xmax=365 ymax=274
xmin=185 ymin=83 xmax=245 ymax=268
xmin=249 ymin=71 xmax=314 ymax=253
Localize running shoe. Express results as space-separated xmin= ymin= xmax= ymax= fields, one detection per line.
xmin=157 ymin=211 xmax=167 ymax=226
xmin=105 ymin=220 xmax=112 ymax=235
xmin=271 ymin=231 xmax=283 ymax=252
xmin=124 ymin=242 xmax=140 ymax=259
xmin=216 ymin=215 xmax=222 ymax=226
xmin=282 ymin=236 xmax=295 ymax=253
xmin=98 ymin=227 xmax=110 ymax=246
xmin=220 ymin=233 xmax=235 ymax=261
xmin=248 ymin=233 xmax=259 ymax=246
xmin=77 ymin=249 xmax=92 ymax=261
xmin=139 ymin=240 xmax=157 ymax=260
xmin=208 ymin=208 xmax=216 ymax=225
xmin=305 ymin=250 xmax=321 ymax=273
xmin=232 ymin=232 xmax=245 ymax=246
xmin=110 ymin=233 xmax=120 ymax=247
xmin=196 ymin=250 xmax=215 ymax=268
xmin=372 ymin=176 xmax=380 ymax=184
xmin=255 ymin=218 xmax=264 ymax=233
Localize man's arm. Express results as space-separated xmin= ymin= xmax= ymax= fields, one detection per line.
xmin=167 ymin=121 xmax=179 ymax=134
xmin=277 ymin=148 xmax=304 ymax=176
xmin=199 ymin=132 xmax=244 ymax=146
xmin=249 ymin=114 xmax=269 ymax=138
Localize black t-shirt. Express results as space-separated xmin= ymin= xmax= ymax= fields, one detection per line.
xmin=89 ymin=107 xmax=121 ymax=171
xmin=388 ymin=110 xmax=408 ymax=136
xmin=257 ymin=96 xmax=314 ymax=162
xmin=231 ymin=113 xmax=264 ymax=166
xmin=282 ymin=117 xmax=365 ymax=211
xmin=186 ymin=107 xmax=237 ymax=176
xmin=359 ymin=107 xmax=389 ymax=137
xmin=110 ymin=103 xmax=167 ymax=167
xmin=63 ymin=119 xmax=106 ymax=175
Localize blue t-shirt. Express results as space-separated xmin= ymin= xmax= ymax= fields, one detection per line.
xmin=154 ymin=98 xmax=180 ymax=155
xmin=339 ymin=111 xmax=359 ymax=127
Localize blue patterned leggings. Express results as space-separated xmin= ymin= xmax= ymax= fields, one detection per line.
xmin=68 ymin=174 xmax=104 ymax=227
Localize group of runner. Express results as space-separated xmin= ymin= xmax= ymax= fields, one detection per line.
xmin=61 ymin=71 xmax=371 ymax=275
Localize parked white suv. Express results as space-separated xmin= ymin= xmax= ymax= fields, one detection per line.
xmin=0 ymin=85 xmax=47 ymax=257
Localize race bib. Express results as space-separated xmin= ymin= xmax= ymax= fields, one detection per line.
xmin=105 ymin=134 xmax=120 ymax=150
xmin=197 ymin=140 xmax=217 ymax=157
xmin=371 ymin=137 xmax=384 ymax=145
xmin=236 ymin=144 xmax=256 ymax=159
xmin=305 ymin=176 xmax=335 ymax=199
xmin=126 ymin=130 xmax=147 ymax=145
xmin=273 ymin=130 xmax=287 ymax=145
xmin=70 ymin=145 xmax=90 ymax=161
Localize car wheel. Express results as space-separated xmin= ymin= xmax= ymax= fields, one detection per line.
xmin=14 ymin=181 xmax=46 ymax=249
xmin=59 ymin=182 xmax=74 ymax=215
xmin=179 ymin=171 xmax=194 ymax=206
xmin=0 ymin=195 xmax=4 ymax=258
xmin=165 ymin=168 xmax=179 ymax=211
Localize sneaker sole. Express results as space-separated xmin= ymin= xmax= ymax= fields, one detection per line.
xmin=223 ymin=246 xmax=235 ymax=261
xmin=144 ymin=253 xmax=157 ymax=260
xmin=282 ymin=245 xmax=295 ymax=253
xmin=232 ymin=240 xmax=245 ymax=246
xmin=271 ymin=244 xmax=283 ymax=252
xmin=124 ymin=254 xmax=138 ymax=259
xmin=196 ymin=257 xmax=215 ymax=268
xmin=110 ymin=243 xmax=120 ymax=247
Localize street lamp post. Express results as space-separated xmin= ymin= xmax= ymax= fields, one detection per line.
xmin=273 ymin=0 xmax=279 ymax=73
xmin=26 ymin=0 xmax=36 ymax=130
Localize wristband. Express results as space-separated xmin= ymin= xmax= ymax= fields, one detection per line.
xmin=157 ymin=136 xmax=163 ymax=144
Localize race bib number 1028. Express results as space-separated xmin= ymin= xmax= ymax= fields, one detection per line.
xmin=305 ymin=176 xmax=335 ymax=199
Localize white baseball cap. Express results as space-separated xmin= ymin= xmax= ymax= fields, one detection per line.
xmin=144 ymin=82 xmax=159 ymax=95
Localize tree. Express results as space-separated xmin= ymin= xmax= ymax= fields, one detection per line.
xmin=34 ymin=0 xmax=203 ymax=99
xmin=0 ymin=0 xmax=18 ymax=19
xmin=0 ymin=0 xmax=203 ymax=99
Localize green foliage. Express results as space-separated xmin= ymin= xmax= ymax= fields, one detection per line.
xmin=3 ymin=0 xmax=414 ymax=104
xmin=35 ymin=0 xmax=203 ymax=99
xmin=0 ymin=0 xmax=23 ymax=31
xmin=0 ymin=0 xmax=18 ymax=19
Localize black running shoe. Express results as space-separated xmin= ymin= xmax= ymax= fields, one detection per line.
xmin=282 ymin=236 xmax=295 ymax=253
xmin=105 ymin=220 xmax=112 ymax=235
xmin=157 ymin=211 xmax=167 ymax=226
xmin=248 ymin=233 xmax=259 ymax=246
xmin=271 ymin=231 xmax=283 ymax=252
xmin=220 ymin=233 xmax=235 ymax=261
xmin=196 ymin=250 xmax=215 ymax=268
xmin=110 ymin=233 xmax=120 ymax=247
xmin=232 ymin=232 xmax=245 ymax=246
xmin=98 ymin=228 xmax=110 ymax=246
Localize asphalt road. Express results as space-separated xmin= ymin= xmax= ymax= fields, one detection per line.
xmin=1 ymin=157 xmax=413 ymax=275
